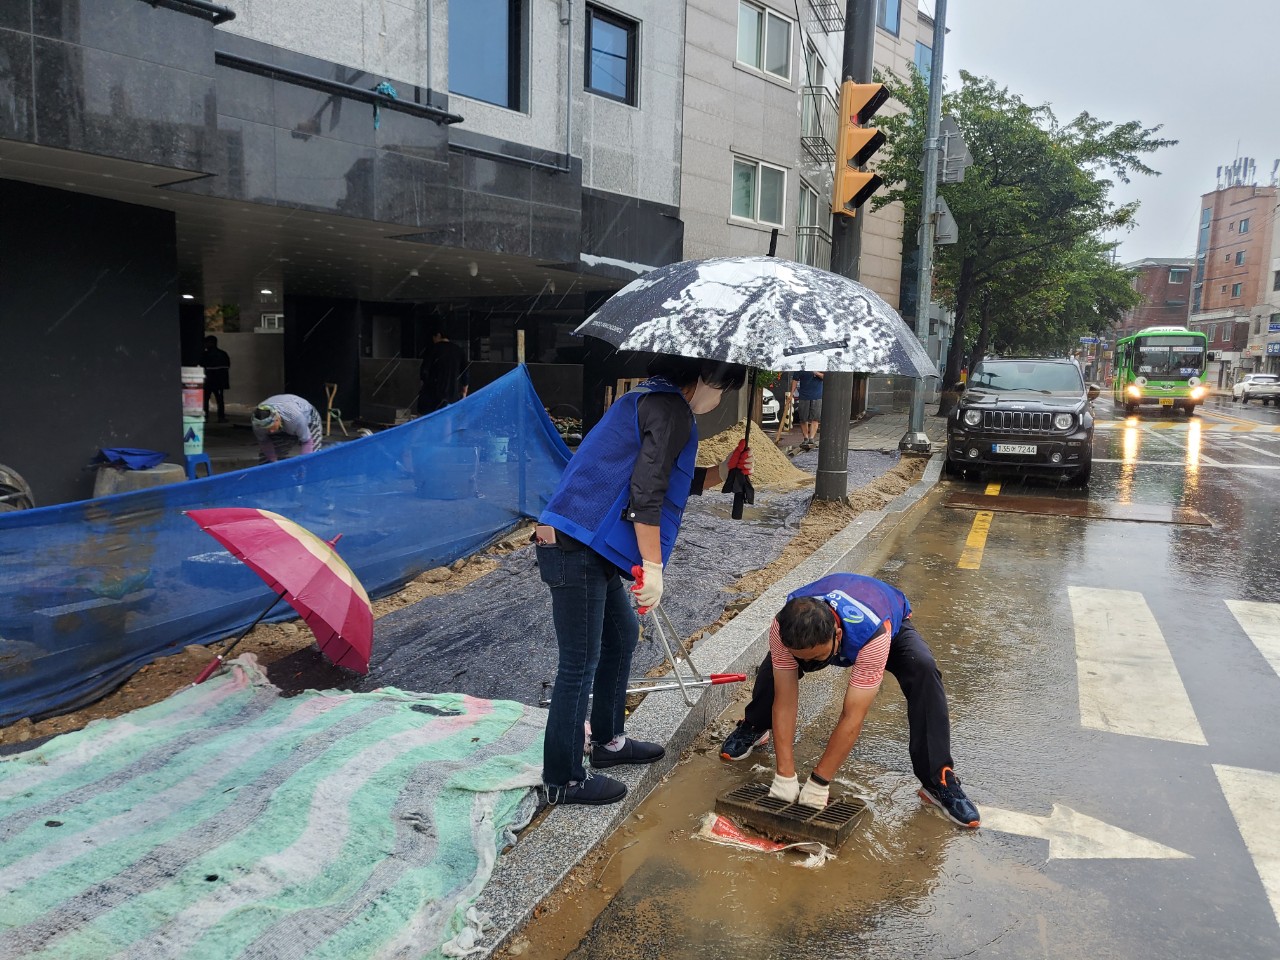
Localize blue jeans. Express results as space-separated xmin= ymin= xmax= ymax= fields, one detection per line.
xmin=537 ymin=541 xmax=639 ymax=787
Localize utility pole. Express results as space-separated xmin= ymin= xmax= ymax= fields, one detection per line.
xmin=898 ymin=0 xmax=947 ymax=455
xmin=815 ymin=0 xmax=876 ymax=502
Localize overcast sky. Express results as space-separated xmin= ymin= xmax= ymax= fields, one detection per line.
xmin=935 ymin=0 xmax=1280 ymax=263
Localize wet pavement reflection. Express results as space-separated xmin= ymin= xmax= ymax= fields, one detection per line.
xmin=510 ymin=397 xmax=1280 ymax=959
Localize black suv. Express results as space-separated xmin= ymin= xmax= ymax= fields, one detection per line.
xmin=946 ymin=358 xmax=1099 ymax=486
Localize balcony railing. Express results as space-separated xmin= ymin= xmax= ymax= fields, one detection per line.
xmin=809 ymin=0 xmax=845 ymax=32
xmin=796 ymin=225 xmax=833 ymax=271
xmin=801 ymin=86 xmax=837 ymax=164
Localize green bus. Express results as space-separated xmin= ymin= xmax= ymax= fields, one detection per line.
xmin=1112 ymin=326 xmax=1210 ymax=416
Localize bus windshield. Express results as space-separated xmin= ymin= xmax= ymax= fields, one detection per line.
xmin=1133 ymin=336 xmax=1205 ymax=379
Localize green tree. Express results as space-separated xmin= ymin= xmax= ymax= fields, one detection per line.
xmin=874 ymin=70 xmax=1172 ymax=413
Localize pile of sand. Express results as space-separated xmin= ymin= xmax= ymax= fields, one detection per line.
xmin=697 ymin=421 xmax=811 ymax=488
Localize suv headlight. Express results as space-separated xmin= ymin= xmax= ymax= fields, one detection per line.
xmin=1053 ymin=413 xmax=1073 ymax=430
xmin=962 ymin=409 xmax=982 ymax=427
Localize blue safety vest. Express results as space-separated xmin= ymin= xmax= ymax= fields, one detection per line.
xmin=787 ymin=573 xmax=910 ymax=666
xmin=540 ymin=379 xmax=698 ymax=574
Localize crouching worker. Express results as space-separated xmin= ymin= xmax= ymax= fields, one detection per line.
xmin=719 ymin=573 xmax=980 ymax=828
xmin=251 ymin=394 xmax=323 ymax=463
xmin=536 ymin=355 xmax=751 ymax=806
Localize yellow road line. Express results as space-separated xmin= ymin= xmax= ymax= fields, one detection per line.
xmin=985 ymin=482 xmax=1001 ymax=495
xmin=958 ymin=511 xmax=994 ymax=570
xmin=1232 ymin=424 xmax=1260 ymax=431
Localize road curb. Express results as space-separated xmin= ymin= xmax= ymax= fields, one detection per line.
xmin=475 ymin=452 xmax=945 ymax=955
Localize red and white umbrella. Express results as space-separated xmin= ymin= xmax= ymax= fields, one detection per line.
xmin=185 ymin=507 xmax=373 ymax=682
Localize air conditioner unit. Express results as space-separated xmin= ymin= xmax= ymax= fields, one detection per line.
xmin=255 ymin=313 xmax=284 ymax=334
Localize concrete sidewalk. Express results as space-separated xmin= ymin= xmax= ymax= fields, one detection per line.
xmin=474 ymin=453 xmax=945 ymax=957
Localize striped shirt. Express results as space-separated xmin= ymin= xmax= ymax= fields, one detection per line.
xmin=253 ymin=394 xmax=324 ymax=462
xmin=768 ymin=617 xmax=891 ymax=689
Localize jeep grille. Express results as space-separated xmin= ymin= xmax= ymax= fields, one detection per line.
xmin=982 ymin=410 xmax=1058 ymax=432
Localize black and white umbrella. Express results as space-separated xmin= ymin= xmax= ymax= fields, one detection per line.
xmin=575 ymin=255 xmax=937 ymax=378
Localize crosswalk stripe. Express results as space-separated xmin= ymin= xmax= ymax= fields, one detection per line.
xmin=1068 ymin=587 xmax=1207 ymax=745
xmin=1214 ymin=764 xmax=1280 ymax=931
xmin=1225 ymin=600 xmax=1280 ymax=680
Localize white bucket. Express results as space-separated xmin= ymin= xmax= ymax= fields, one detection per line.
xmin=181 ymin=366 xmax=205 ymax=416
xmin=182 ymin=415 xmax=205 ymax=455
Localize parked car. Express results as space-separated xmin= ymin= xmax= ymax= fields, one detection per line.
xmin=760 ymin=388 xmax=781 ymax=426
xmin=946 ymin=357 xmax=1099 ymax=486
xmin=1233 ymin=373 xmax=1280 ymax=405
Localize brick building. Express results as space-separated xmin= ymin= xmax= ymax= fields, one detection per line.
xmin=1114 ymin=258 xmax=1193 ymax=340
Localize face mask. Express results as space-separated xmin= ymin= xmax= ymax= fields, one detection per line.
xmin=689 ymin=379 xmax=724 ymax=415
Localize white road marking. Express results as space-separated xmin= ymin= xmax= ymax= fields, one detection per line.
xmin=1092 ymin=459 xmax=1280 ymax=470
xmin=982 ymin=804 xmax=1192 ymax=860
xmin=1214 ymin=765 xmax=1280 ymax=930
xmin=1222 ymin=441 xmax=1280 ymax=460
xmin=1226 ymin=600 xmax=1280 ymax=680
xmin=1068 ymin=587 xmax=1207 ymax=745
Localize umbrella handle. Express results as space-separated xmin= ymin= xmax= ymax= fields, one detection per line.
xmin=192 ymin=655 xmax=224 ymax=686
xmin=732 ymin=372 xmax=758 ymax=520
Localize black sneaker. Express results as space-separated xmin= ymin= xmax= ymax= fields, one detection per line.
xmin=545 ymin=772 xmax=626 ymax=806
xmin=719 ymin=721 xmax=769 ymax=761
xmin=918 ymin=766 xmax=980 ymax=828
xmin=590 ymin=738 xmax=665 ymax=768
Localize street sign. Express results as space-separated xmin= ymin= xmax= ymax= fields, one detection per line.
xmin=1269 ymin=322 xmax=1280 ymax=333
xmin=1267 ymin=342 xmax=1280 ymax=356
xmin=938 ymin=116 xmax=973 ymax=184
xmin=1079 ymin=336 xmax=1098 ymax=344
xmin=934 ymin=195 xmax=958 ymax=245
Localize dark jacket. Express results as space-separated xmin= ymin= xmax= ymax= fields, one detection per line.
xmin=201 ymin=346 xmax=231 ymax=391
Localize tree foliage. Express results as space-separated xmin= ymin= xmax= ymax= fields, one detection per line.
xmin=873 ymin=70 xmax=1172 ymax=412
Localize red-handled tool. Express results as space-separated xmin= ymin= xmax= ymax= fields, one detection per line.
xmin=630 ymin=564 xmax=652 ymax=614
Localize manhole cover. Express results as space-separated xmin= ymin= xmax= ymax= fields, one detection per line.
xmin=714 ymin=782 xmax=868 ymax=848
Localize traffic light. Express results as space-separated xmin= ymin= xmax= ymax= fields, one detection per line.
xmin=831 ymin=80 xmax=888 ymax=217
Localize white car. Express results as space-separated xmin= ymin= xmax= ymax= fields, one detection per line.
xmin=1233 ymin=373 xmax=1280 ymax=405
xmin=761 ymin=388 xmax=781 ymax=426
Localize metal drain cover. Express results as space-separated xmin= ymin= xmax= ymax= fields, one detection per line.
xmin=715 ymin=782 xmax=868 ymax=848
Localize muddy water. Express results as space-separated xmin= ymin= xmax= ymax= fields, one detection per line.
xmin=505 ymin=501 xmax=1075 ymax=960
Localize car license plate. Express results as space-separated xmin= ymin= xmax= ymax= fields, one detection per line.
xmin=1160 ymin=398 xmax=1174 ymax=406
xmin=993 ymin=443 xmax=1036 ymax=455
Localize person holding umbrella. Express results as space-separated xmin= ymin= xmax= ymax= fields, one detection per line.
xmin=536 ymin=354 xmax=751 ymax=806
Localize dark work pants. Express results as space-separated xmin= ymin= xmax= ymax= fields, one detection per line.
xmin=740 ymin=620 xmax=955 ymax=788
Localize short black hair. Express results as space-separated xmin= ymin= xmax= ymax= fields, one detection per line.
xmin=645 ymin=355 xmax=748 ymax=391
xmin=775 ymin=597 xmax=837 ymax=651
xmin=204 ymin=335 xmax=218 ymax=345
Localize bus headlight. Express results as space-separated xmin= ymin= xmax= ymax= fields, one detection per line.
xmin=1126 ymin=385 xmax=1142 ymax=398
xmin=1190 ymin=386 xmax=1206 ymax=400
xmin=1053 ymin=413 xmax=1074 ymax=430
xmin=963 ymin=408 xmax=982 ymax=427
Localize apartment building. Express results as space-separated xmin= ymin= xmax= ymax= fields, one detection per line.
xmin=1187 ymin=183 xmax=1278 ymax=387
xmin=1113 ymin=258 xmax=1193 ymax=339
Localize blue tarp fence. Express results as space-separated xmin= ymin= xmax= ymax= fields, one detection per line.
xmin=0 ymin=367 xmax=570 ymax=725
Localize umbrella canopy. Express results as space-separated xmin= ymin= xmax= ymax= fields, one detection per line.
xmin=185 ymin=507 xmax=373 ymax=673
xmin=575 ymin=255 xmax=937 ymax=377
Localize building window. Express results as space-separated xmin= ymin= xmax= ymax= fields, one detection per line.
xmin=1225 ymin=253 xmax=1232 ymax=263
xmin=1208 ymin=323 xmax=1216 ymax=342
xmin=1168 ymin=268 xmax=1188 ymax=283
xmin=914 ymin=42 xmax=932 ymax=84
xmin=732 ymin=156 xmax=786 ymax=226
xmin=1240 ymin=217 xmax=1250 ymax=233
xmin=1274 ymin=270 xmax=1280 ymax=291
xmin=585 ymin=6 xmax=638 ymax=105
xmin=449 ymin=0 xmax=524 ymax=110
xmin=1236 ymin=251 xmax=1246 ymax=266
xmin=1232 ymin=282 xmax=1243 ymax=298
xmin=737 ymin=2 xmax=792 ymax=81
xmin=804 ymin=41 xmax=826 ymax=88
xmin=877 ymin=0 xmax=901 ymax=35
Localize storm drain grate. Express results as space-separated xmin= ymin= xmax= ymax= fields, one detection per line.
xmin=714 ymin=782 xmax=868 ymax=848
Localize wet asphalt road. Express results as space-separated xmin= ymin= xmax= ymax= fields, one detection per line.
xmin=515 ymin=395 xmax=1280 ymax=960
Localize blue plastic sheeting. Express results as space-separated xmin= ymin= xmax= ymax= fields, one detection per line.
xmin=0 ymin=367 xmax=569 ymax=725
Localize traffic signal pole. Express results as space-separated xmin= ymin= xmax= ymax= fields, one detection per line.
xmin=815 ymin=0 xmax=876 ymax=502
xmin=898 ymin=0 xmax=948 ymax=455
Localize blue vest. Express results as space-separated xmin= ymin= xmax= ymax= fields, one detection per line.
xmin=540 ymin=379 xmax=698 ymax=574
xmin=787 ymin=574 xmax=911 ymax=667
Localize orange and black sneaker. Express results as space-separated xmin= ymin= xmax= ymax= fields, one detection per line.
xmin=719 ymin=721 xmax=769 ymax=761
xmin=918 ymin=766 xmax=980 ymax=828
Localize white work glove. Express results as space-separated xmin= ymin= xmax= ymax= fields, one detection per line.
xmin=798 ymin=776 xmax=830 ymax=809
xmin=718 ymin=439 xmax=753 ymax=480
xmin=768 ymin=773 xmax=800 ymax=803
xmin=630 ymin=560 xmax=664 ymax=612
